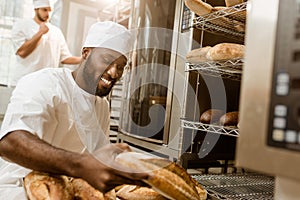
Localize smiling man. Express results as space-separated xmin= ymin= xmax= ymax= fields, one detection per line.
xmin=0 ymin=21 xmax=148 ymax=199
xmin=75 ymin=48 xmax=126 ymax=97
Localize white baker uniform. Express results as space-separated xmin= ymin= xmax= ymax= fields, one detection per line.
xmin=0 ymin=68 xmax=111 ymax=199
xmin=11 ymin=19 xmax=73 ymax=86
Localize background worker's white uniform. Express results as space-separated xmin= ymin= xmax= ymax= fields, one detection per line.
xmin=0 ymin=68 xmax=111 ymax=199
xmin=11 ymin=19 xmax=73 ymax=86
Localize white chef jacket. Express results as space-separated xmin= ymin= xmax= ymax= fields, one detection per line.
xmin=0 ymin=68 xmax=111 ymax=199
xmin=11 ymin=18 xmax=73 ymax=86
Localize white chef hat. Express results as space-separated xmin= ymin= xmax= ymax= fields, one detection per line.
xmin=83 ymin=21 xmax=133 ymax=59
xmin=33 ymin=0 xmax=52 ymax=9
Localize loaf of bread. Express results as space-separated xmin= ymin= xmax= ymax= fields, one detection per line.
xmin=211 ymin=6 xmax=226 ymax=12
xmin=71 ymin=178 xmax=116 ymax=200
xmin=115 ymin=152 xmax=206 ymax=200
xmin=200 ymin=109 xmax=224 ymax=124
xmin=206 ymin=43 xmax=245 ymax=61
xmin=186 ymin=46 xmax=211 ymax=63
xmin=24 ymin=171 xmax=115 ymax=200
xmin=24 ymin=171 xmax=73 ymax=200
xmin=219 ymin=111 xmax=239 ymax=126
xmin=161 ymin=161 xmax=207 ymax=200
xmin=225 ymin=0 xmax=244 ymax=7
xmin=116 ymin=185 xmax=167 ymax=200
xmin=184 ymin=0 xmax=212 ymax=16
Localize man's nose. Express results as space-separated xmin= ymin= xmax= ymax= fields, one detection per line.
xmin=107 ymin=64 xmax=119 ymax=79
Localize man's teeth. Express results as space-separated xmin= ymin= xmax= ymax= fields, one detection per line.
xmin=101 ymin=78 xmax=111 ymax=85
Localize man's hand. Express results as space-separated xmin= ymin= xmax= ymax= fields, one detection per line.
xmin=78 ymin=143 xmax=149 ymax=193
xmin=39 ymin=23 xmax=49 ymax=35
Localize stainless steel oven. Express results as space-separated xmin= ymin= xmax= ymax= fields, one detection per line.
xmin=236 ymin=0 xmax=300 ymax=198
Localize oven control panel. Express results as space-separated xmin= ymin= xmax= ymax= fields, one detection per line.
xmin=268 ymin=0 xmax=300 ymax=151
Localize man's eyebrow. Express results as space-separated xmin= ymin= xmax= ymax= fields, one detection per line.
xmin=104 ymin=53 xmax=127 ymax=65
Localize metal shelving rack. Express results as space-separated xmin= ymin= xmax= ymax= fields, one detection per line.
xmin=178 ymin=0 xmax=250 ymax=173
xmin=180 ymin=2 xmax=248 ymax=138
xmin=186 ymin=58 xmax=244 ymax=81
xmin=181 ymin=118 xmax=239 ymax=137
xmin=192 ymin=2 xmax=247 ymax=41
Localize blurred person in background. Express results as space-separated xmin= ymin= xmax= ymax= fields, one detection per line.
xmin=11 ymin=0 xmax=81 ymax=86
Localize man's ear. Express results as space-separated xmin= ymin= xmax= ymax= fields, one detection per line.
xmin=82 ymin=47 xmax=92 ymax=59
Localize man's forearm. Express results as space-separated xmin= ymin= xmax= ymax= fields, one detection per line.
xmin=0 ymin=130 xmax=150 ymax=192
xmin=16 ymin=31 xmax=44 ymax=58
xmin=0 ymin=130 xmax=85 ymax=177
xmin=61 ymin=56 xmax=82 ymax=65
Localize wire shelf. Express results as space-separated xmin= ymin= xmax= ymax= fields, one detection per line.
xmin=181 ymin=118 xmax=239 ymax=137
xmin=192 ymin=173 xmax=274 ymax=200
xmin=185 ymin=59 xmax=243 ymax=81
xmin=192 ymin=2 xmax=248 ymax=41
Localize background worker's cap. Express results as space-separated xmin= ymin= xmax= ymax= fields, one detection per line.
xmin=33 ymin=0 xmax=52 ymax=9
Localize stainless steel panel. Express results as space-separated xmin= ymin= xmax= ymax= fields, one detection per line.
xmin=236 ymin=0 xmax=300 ymax=181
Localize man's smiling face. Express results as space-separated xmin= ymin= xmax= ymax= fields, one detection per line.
xmin=82 ymin=47 xmax=127 ymax=97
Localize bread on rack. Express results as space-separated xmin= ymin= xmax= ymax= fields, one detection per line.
xmin=200 ymin=109 xmax=225 ymax=124
xmin=186 ymin=43 xmax=244 ymax=63
xmin=206 ymin=43 xmax=245 ymax=61
xmin=211 ymin=6 xmax=226 ymax=12
xmin=219 ymin=111 xmax=239 ymax=126
xmin=212 ymin=5 xmax=246 ymax=16
xmin=212 ymin=6 xmax=247 ymax=23
xmin=225 ymin=0 xmax=244 ymax=7
xmin=212 ymin=6 xmax=247 ymax=26
xmin=184 ymin=0 xmax=212 ymax=16
xmin=186 ymin=46 xmax=211 ymax=63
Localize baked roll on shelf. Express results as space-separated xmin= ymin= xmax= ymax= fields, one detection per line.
xmin=185 ymin=43 xmax=244 ymax=81
xmin=184 ymin=0 xmax=213 ymax=16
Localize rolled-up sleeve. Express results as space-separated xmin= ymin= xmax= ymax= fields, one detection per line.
xmin=11 ymin=21 xmax=27 ymax=53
